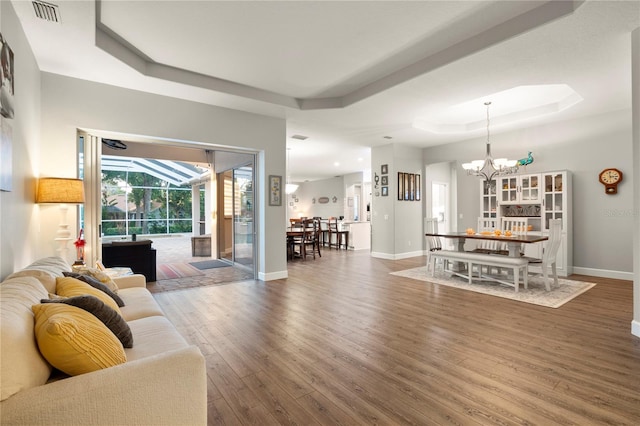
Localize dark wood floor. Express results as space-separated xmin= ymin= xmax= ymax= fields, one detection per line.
xmin=153 ymin=249 xmax=640 ymax=425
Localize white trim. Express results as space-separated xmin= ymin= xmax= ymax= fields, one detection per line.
xmin=632 ymin=320 xmax=640 ymax=338
xmin=371 ymin=251 xmax=424 ymax=260
xmin=572 ymin=267 xmax=634 ymax=281
xmin=260 ymin=270 xmax=287 ymax=281
xmin=370 ymin=252 xmax=396 ymax=260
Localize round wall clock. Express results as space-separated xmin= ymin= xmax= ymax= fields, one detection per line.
xmin=598 ymin=168 xmax=623 ymax=194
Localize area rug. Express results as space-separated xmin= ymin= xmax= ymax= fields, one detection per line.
xmin=189 ymin=259 xmax=231 ymax=270
xmin=156 ymin=263 xmax=205 ymax=280
xmin=390 ymin=266 xmax=596 ymax=308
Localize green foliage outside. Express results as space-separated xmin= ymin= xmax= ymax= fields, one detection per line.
xmin=101 ymin=170 xmax=198 ymax=237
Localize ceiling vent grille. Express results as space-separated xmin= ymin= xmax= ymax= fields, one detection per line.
xmin=291 ymin=134 xmax=309 ymax=141
xmin=32 ymin=1 xmax=60 ymax=23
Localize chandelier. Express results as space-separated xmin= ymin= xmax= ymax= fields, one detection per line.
xmin=461 ymin=102 xmax=519 ymax=182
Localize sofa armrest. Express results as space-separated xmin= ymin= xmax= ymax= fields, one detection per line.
xmin=113 ymin=274 xmax=147 ymax=289
xmin=0 ymin=346 xmax=207 ymax=425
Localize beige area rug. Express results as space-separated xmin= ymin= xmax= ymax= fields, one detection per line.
xmin=390 ymin=266 xmax=596 ymax=308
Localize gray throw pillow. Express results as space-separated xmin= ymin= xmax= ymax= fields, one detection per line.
xmin=63 ymin=271 xmax=125 ymax=307
xmin=41 ymin=295 xmax=133 ymax=348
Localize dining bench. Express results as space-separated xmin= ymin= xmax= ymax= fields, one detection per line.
xmin=430 ymin=250 xmax=529 ymax=292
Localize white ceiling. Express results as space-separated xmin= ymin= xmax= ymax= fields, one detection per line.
xmin=12 ymin=0 xmax=640 ymax=182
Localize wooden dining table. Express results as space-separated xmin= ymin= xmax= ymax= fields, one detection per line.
xmin=425 ymin=231 xmax=548 ymax=257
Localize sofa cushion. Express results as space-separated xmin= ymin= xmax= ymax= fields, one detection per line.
xmin=0 ymin=276 xmax=52 ymax=401
xmin=56 ymin=277 xmax=121 ymax=313
xmin=5 ymin=257 xmax=71 ymax=294
xmin=32 ymin=303 xmax=127 ymax=376
xmin=62 ymin=271 xmax=125 ymax=307
xmin=118 ymin=287 xmax=165 ymax=321
xmin=69 ymin=266 xmax=118 ymax=292
xmin=4 ymin=269 xmax=57 ymax=294
xmin=125 ymin=316 xmax=188 ymax=362
xmin=42 ymin=295 xmax=133 ymax=348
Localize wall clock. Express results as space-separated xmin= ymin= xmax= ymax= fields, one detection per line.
xmin=598 ymin=168 xmax=623 ymax=194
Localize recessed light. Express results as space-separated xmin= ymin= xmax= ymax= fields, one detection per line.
xmin=334 ymin=162 xmax=340 ymax=167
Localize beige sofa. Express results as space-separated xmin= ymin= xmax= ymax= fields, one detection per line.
xmin=0 ymin=257 xmax=206 ymax=425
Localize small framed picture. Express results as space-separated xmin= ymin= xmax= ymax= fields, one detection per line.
xmin=381 ymin=186 xmax=388 ymax=196
xmin=415 ymin=174 xmax=421 ymax=201
xmin=381 ymin=164 xmax=388 ymax=175
xmin=404 ymin=173 xmax=410 ymax=201
xmin=268 ymin=175 xmax=282 ymax=206
xmin=381 ymin=175 xmax=388 ymax=186
xmin=397 ymin=172 xmax=404 ymax=200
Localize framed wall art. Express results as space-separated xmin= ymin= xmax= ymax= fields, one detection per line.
xmin=268 ymin=175 xmax=282 ymax=206
xmin=381 ymin=164 xmax=388 ymax=175
xmin=404 ymin=173 xmax=410 ymax=200
xmin=381 ymin=175 xmax=388 ymax=186
xmin=397 ymin=172 xmax=404 ymax=200
xmin=409 ymin=173 xmax=415 ymax=201
xmin=0 ymin=33 xmax=15 ymax=119
xmin=415 ymin=174 xmax=421 ymax=201
xmin=381 ymin=186 xmax=388 ymax=196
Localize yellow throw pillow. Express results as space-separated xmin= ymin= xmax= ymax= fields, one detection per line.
xmin=32 ymin=303 xmax=126 ymax=376
xmin=56 ymin=277 xmax=120 ymax=313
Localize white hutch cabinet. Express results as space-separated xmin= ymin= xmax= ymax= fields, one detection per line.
xmin=480 ymin=170 xmax=572 ymax=276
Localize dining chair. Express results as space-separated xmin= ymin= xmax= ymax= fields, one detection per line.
xmin=473 ymin=217 xmax=501 ymax=254
xmin=526 ymin=219 xmax=562 ymax=291
xmin=501 ymin=217 xmax=529 ymax=255
xmin=424 ymin=217 xmax=442 ymax=273
xmin=309 ymin=218 xmax=322 ymax=258
xmin=327 ymin=217 xmax=348 ymax=250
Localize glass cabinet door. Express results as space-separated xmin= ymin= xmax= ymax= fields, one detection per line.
xmin=480 ymin=179 xmax=497 ymax=218
xmin=520 ymin=174 xmax=540 ymax=202
xmin=499 ymin=177 xmax=518 ymax=203
xmin=543 ymin=173 xmax=564 ymax=229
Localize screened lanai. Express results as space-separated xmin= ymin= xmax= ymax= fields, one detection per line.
xmin=100 ymin=155 xmax=211 ymax=239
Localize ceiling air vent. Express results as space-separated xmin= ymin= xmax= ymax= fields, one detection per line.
xmin=291 ymin=134 xmax=309 ymax=141
xmin=32 ymin=1 xmax=60 ymax=23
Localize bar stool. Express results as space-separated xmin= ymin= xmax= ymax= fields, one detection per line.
xmin=327 ymin=217 xmax=349 ymax=250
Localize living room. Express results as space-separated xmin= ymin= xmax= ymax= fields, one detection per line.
xmin=1 ymin=1 xmax=639 ymax=424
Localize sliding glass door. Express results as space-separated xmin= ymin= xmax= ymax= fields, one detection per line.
xmin=218 ymin=165 xmax=254 ymax=269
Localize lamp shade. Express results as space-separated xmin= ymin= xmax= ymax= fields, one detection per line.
xmin=36 ymin=178 xmax=85 ymax=204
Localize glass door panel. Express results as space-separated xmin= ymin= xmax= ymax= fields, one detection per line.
xmin=233 ymin=166 xmax=253 ymax=267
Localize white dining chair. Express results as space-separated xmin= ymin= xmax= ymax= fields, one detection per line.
xmin=474 ymin=217 xmax=501 ymax=254
xmin=526 ymin=219 xmax=562 ymax=291
xmin=424 ymin=217 xmax=442 ymax=273
xmin=501 ymin=217 xmax=529 ymax=255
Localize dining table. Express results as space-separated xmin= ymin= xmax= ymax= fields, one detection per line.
xmin=425 ymin=231 xmax=548 ymax=257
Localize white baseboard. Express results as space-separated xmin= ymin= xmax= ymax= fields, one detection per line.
xmin=370 ymin=251 xmax=424 ymax=260
xmin=572 ymin=267 xmax=634 ymax=281
xmin=259 ymin=270 xmax=287 ymax=281
xmin=632 ymin=320 xmax=640 ymax=339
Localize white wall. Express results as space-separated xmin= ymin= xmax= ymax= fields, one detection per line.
xmin=0 ymin=2 xmax=42 ymax=280
xmin=370 ymin=144 xmax=423 ymax=259
xmin=37 ymin=73 xmax=287 ymax=280
xmin=631 ymin=26 xmax=639 ymax=338
xmin=423 ymin=109 xmax=635 ymax=276
xmin=287 ymin=176 xmax=344 ymax=220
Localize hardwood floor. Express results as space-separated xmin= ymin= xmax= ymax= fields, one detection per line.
xmin=153 ymin=249 xmax=640 ymax=425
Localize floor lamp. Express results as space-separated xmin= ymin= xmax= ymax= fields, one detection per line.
xmin=36 ymin=177 xmax=85 ymax=260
